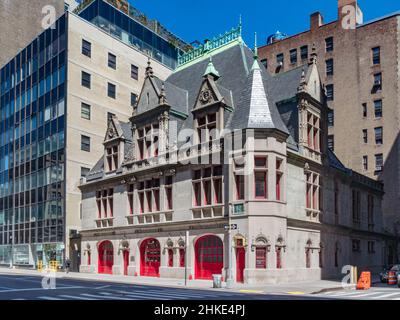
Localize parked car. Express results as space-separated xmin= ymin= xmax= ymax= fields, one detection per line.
xmin=380 ymin=265 xmax=400 ymax=283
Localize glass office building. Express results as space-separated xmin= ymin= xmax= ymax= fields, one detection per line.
xmin=0 ymin=15 xmax=67 ymax=267
xmin=77 ymin=0 xmax=186 ymax=69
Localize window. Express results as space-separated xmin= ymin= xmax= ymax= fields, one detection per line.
xmin=165 ymin=176 xmax=173 ymax=210
xmin=82 ymin=39 xmax=91 ymax=57
xmin=363 ymin=129 xmax=368 ymax=143
xmin=168 ymin=249 xmax=173 ymax=267
xmin=131 ymin=93 xmax=138 ymax=107
xmin=81 ymin=135 xmax=90 ymax=152
xmin=363 ymin=156 xmax=368 ymax=171
xmin=108 ymin=53 xmax=116 ymax=69
xmin=375 ymin=153 xmax=383 ymax=172
xmin=234 ymin=160 xmax=245 ymax=200
xmin=131 ymin=64 xmax=139 ymax=80
xmin=276 ymin=159 xmax=283 ymax=201
xmin=254 ymin=157 xmax=267 ymax=199
xmin=81 ymin=102 xmax=91 ymax=120
xmin=374 ymin=100 xmax=382 ymax=118
xmin=325 ymin=37 xmax=334 ymax=52
xmin=81 ymin=71 xmax=91 ymax=89
xmin=300 ymin=45 xmax=308 ymax=60
xmin=128 ymin=184 xmax=134 ymax=215
xmin=136 ymin=123 xmax=159 ymax=160
xmin=352 ymin=190 xmax=361 ymax=223
xmin=306 ymin=249 xmax=311 ymax=268
xmin=334 ymin=181 xmax=339 ymax=224
xmin=108 ymin=82 xmax=116 ymax=99
xmin=192 ymin=166 xmax=223 ymax=207
xmin=260 ymin=59 xmax=268 ymax=69
xmin=372 ymin=47 xmax=380 ymax=65
xmin=276 ymin=53 xmax=284 ymax=66
xmin=352 ymin=239 xmax=361 ymax=252
xmin=81 ymin=167 xmax=90 ymax=178
xmin=179 ymin=249 xmax=185 ymax=267
xmin=368 ymin=241 xmax=375 ymax=254
xmin=326 ymin=59 xmax=334 ymax=76
xmin=96 ymin=189 xmax=114 ymax=219
xmin=327 ymin=110 xmax=334 ymax=127
xmin=306 ymin=171 xmax=321 ymax=211
xmin=362 ymin=103 xmax=367 ymax=117
xmin=375 ymin=127 xmax=383 ymax=145
xmin=138 ymin=179 xmax=160 ymax=213
xmin=306 ymin=112 xmax=320 ymax=151
xmin=326 ymin=84 xmax=334 ymax=101
xmin=290 ymin=49 xmax=297 ymax=64
xmin=368 ymin=194 xmax=374 ymax=228
xmin=373 ymin=73 xmax=382 ymax=90
xmin=196 ymin=113 xmax=217 ymax=144
xmin=276 ymin=248 xmax=282 ymax=269
xmin=255 ymin=247 xmax=267 ymax=269
xmin=106 ymin=145 xmax=119 ymax=172
xmin=328 ymin=135 xmax=334 ymax=151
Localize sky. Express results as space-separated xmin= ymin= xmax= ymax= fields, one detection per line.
xmin=128 ymin=0 xmax=400 ymax=47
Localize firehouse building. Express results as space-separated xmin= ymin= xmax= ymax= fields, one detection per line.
xmin=78 ymin=27 xmax=387 ymax=284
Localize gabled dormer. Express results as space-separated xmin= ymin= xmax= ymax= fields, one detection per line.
xmin=193 ymin=57 xmax=233 ymax=145
xmin=103 ymin=116 xmax=128 ymax=173
xmin=297 ymin=45 xmax=327 ymax=163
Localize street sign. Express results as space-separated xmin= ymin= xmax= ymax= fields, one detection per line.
xmin=224 ymin=224 xmax=238 ymax=231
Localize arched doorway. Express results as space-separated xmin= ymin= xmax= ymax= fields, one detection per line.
xmin=140 ymin=238 xmax=161 ymax=277
xmin=98 ymin=241 xmax=114 ymax=274
xmin=195 ymin=235 xmax=223 ymax=280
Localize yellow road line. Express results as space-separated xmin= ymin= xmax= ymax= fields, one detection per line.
xmin=239 ymin=289 xmax=264 ymax=294
xmin=287 ymin=291 xmax=305 ymax=295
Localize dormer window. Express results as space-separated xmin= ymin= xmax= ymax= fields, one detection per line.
xmin=306 ymin=112 xmax=320 ymax=152
xmin=196 ymin=113 xmax=217 ymax=144
xmin=136 ymin=123 xmax=159 ymax=160
xmin=106 ymin=145 xmax=119 ymax=172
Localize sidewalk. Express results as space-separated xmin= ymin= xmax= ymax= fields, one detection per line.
xmin=0 ymin=267 xmax=370 ymax=295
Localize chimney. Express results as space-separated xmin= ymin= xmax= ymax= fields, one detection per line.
xmin=338 ymin=0 xmax=363 ymax=26
xmin=310 ymin=12 xmax=324 ymax=30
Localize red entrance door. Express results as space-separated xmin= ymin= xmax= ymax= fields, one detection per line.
xmin=123 ymin=251 xmax=129 ymax=276
xmin=236 ymin=248 xmax=245 ymax=283
xmin=98 ymin=241 xmax=114 ymax=274
xmin=140 ymin=238 xmax=161 ymax=277
xmin=195 ymin=235 xmax=223 ymax=280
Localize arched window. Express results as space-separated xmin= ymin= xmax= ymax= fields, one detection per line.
xmin=306 ymin=239 xmax=313 ymax=269
xmin=168 ymin=249 xmax=174 ymax=267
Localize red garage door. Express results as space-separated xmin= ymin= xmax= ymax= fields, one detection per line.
xmin=140 ymin=238 xmax=161 ymax=277
xmin=195 ymin=235 xmax=223 ymax=280
xmin=98 ymin=241 xmax=114 ymax=274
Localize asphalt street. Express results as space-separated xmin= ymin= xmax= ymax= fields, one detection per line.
xmin=0 ymin=273 xmax=399 ymax=300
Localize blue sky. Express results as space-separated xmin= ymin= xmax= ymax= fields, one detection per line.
xmin=128 ymin=0 xmax=400 ymax=47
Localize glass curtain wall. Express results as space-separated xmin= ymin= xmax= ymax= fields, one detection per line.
xmin=0 ymin=15 xmax=67 ymax=267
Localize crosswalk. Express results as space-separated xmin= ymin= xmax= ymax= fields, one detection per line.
xmin=27 ymin=288 xmax=243 ymax=301
xmin=318 ymin=289 xmax=400 ymax=300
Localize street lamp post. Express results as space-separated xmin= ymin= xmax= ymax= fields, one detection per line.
xmin=226 ymin=211 xmax=234 ymax=289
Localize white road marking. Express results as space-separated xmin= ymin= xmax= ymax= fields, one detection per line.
xmin=371 ymin=292 xmax=400 ymax=299
xmin=80 ymin=293 xmax=133 ymax=300
xmin=345 ymin=291 xmax=388 ymax=299
xmin=39 ymin=296 xmax=65 ymax=300
xmin=323 ymin=291 xmax=362 ymax=297
xmin=59 ymin=295 xmax=99 ymax=300
xmin=109 ymin=291 xmax=171 ymax=300
xmin=0 ymin=286 xmax=85 ymax=293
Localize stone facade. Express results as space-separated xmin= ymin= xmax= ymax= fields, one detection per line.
xmin=78 ymin=33 xmax=388 ymax=284
xmin=258 ymin=0 xmax=400 ymax=244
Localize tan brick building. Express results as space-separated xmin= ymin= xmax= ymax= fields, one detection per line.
xmin=258 ymin=0 xmax=400 ymax=244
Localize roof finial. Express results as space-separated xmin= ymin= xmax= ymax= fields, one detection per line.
xmin=297 ymin=67 xmax=307 ymax=92
xmin=239 ymin=14 xmax=242 ymax=30
xmin=145 ymin=57 xmax=154 ymax=77
xmin=203 ymin=55 xmax=220 ymax=80
xmin=159 ymin=82 xmax=167 ymax=105
xmin=310 ymin=43 xmax=317 ymax=65
xmin=254 ymin=32 xmax=258 ymax=60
